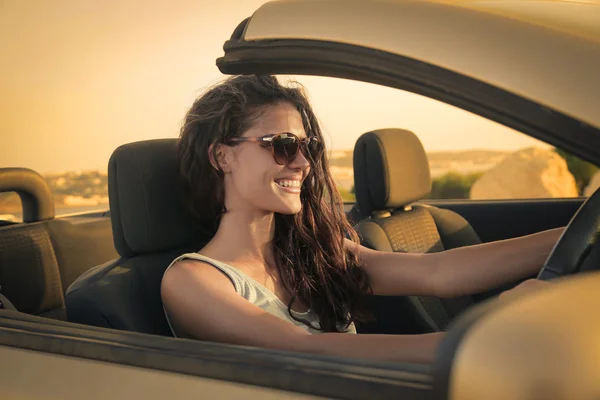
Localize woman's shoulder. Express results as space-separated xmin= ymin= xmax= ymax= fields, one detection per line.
xmin=164 ymin=252 xmax=223 ymax=275
xmin=164 ymin=252 xmax=222 ymax=274
xmin=162 ymin=252 xmax=242 ymax=294
xmin=162 ymin=254 xmax=235 ymax=296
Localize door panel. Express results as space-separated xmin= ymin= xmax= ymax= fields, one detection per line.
xmin=49 ymin=213 xmax=117 ymax=290
xmin=423 ymin=198 xmax=584 ymax=242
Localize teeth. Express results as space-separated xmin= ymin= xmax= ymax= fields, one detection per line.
xmin=276 ymin=180 xmax=301 ymax=188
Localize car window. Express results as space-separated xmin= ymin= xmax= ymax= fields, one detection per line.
xmin=2 ymin=75 xmax=598 ymax=222
xmin=0 ymin=193 xmax=23 ymax=223
xmin=284 ymin=76 xmax=599 ymax=203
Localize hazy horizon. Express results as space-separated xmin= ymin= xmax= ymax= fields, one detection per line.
xmin=1 ymin=0 xmax=549 ymax=175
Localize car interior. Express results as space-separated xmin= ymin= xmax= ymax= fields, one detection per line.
xmin=0 ymin=127 xmax=581 ymax=337
xmin=2 ymin=0 xmax=599 ymax=397
xmin=0 ymin=124 xmax=595 ymax=400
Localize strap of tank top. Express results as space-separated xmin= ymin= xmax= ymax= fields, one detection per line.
xmin=173 ymin=253 xmax=246 ymax=294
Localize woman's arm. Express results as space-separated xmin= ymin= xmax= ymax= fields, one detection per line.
xmin=347 ymin=227 xmax=564 ymax=298
xmin=161 ymin=259 xmax=445 ymax=364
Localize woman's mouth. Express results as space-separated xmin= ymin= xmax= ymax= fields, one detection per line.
xmin=275 ymin=179 xmax=301 ymax=194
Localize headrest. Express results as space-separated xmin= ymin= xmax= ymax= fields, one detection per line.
xmin=0 ymin=168 xmax=54 ymax=222
xmin=108 ymin=139 xmax=205 ymax=258
xmin=353 ymin=129 xmax=431 ymax=216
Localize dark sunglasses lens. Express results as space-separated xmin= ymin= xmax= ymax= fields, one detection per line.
xmin=306 ymin=137 xmax=323 ymax=159
xmin=273 ymin=134 xmax=299 ymax=165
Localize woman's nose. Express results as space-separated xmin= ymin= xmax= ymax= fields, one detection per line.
xmin=288 ymin=148 xmax=311 ymax=170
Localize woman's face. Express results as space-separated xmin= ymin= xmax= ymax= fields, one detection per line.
xmin=221 ymin=102 xmax=313 ymax=216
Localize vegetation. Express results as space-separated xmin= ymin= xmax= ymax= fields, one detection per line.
xmin=426 ymin=171 xmax=483 ymax=200
xmin=338 ymin=172 xmax=483 ymax=203
xmin=338 ymin=186 xmax=356 ymax=203
xmin=554 ymin=148 xmax=599 ymax=195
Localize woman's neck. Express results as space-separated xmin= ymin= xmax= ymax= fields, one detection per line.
xmin=205 ymin=209 xmax=276 ymax=265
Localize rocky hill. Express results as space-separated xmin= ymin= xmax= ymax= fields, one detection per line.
xmin=470 ymin=148 xmax=578 ymax=199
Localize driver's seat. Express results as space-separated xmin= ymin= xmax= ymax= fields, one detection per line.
xmin=65 ymin=139 xmax=208 ymax=335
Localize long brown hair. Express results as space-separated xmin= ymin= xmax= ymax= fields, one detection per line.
xmin=177 ymin=75 xmax=372 ymax=332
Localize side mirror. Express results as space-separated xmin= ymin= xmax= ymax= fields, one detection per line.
xmin=432 ymin=271 xmax=600 ymax=400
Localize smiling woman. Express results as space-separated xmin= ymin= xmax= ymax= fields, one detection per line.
xmin=154 ymin=73 xmax=571 ymax=366
xmin=167 ymin=74 xmax=372 ymax=336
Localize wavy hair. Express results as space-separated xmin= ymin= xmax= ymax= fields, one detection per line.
xmin=177 ymin=75 xmax=372 ymax=332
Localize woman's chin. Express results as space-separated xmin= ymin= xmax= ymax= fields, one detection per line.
xmin=264 ymin=189 xmax=302 ymax=214
xmin=278 ymin=204 xmax=302 ymax=215
xmin=273 ymin=199 xmax=302 ymax=215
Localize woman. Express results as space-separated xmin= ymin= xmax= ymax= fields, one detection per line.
xmin=161 ymin=75 xmax=562 ymax=364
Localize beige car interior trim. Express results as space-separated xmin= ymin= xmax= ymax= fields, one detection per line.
xmin=0 ymin=345 xmax=325 ymax=400
xmin=243 ymin=0 xmax=600 ymax=129
xmin=449 ymin=272 xmax=600 ymax=400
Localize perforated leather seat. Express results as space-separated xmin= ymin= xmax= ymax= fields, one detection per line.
xmin=65 ymin=139 xmax=207 ymax=335
xmin=353 ymin=129 xmax=482 ymax=332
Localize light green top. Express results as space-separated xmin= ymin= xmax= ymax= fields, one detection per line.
xmin=163 ymin=252 xmax=357 ymax=337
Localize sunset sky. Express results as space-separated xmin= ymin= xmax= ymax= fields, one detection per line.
xmin=1 ymin=0 xmax=547 ymax=174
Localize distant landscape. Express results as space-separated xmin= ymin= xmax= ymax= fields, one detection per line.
xmin=0 ymin=149 xmax=508 ymax=221
xmin=0 ymin=170 xmax=109 ymax=220
xmin=329 ymin=149 xmax=508 ymax=193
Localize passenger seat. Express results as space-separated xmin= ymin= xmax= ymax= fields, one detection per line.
xmin=353 ymin=129 xmax=482 ymax=333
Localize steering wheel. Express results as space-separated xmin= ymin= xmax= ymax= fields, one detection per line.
xmin=537 ymin=186 xmax=600 ymax=281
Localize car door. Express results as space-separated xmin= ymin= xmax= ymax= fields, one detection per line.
xmin=0 ymin=310 xmax=432 ymax=400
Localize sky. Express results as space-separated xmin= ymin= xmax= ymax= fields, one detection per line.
xmin=0 ymin=0 xmax=548 ymax=174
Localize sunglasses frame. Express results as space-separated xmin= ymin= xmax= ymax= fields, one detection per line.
xmin=227 ymin=132 xmax=322 ymax=165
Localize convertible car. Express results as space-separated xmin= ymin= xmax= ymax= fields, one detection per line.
xmin=1 ymin=1 xmax=599 ymax=399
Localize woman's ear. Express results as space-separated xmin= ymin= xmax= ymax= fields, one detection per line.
xmin=208 ymin=143 xmax=233 ymax=173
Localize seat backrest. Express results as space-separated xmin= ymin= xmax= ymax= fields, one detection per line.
xmin=353 ymin=129 xmax=481 ymax=332
xmin=47 ymin=216 xmax=118 ymax=292
xmin=0 ymin=168 xmax=120 ymax=320
xmin=65 ymin=139 xmax=208 ymax=335
xmin=0 ymin=168 xmax=65 ymax=319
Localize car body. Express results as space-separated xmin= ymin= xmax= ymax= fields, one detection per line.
xmin=1 ymin=1 xmax=599 ymax=399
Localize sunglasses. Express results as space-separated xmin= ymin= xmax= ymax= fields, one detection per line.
xmin=227 ymin=132 xmax=323 ymax=165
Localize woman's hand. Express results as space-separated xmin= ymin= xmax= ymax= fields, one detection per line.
xmin=499 ymin=279 xmax=551 ymax=302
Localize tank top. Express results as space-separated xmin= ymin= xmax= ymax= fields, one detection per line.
xmin=162 ymin=253 xmax=357 ymax=337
